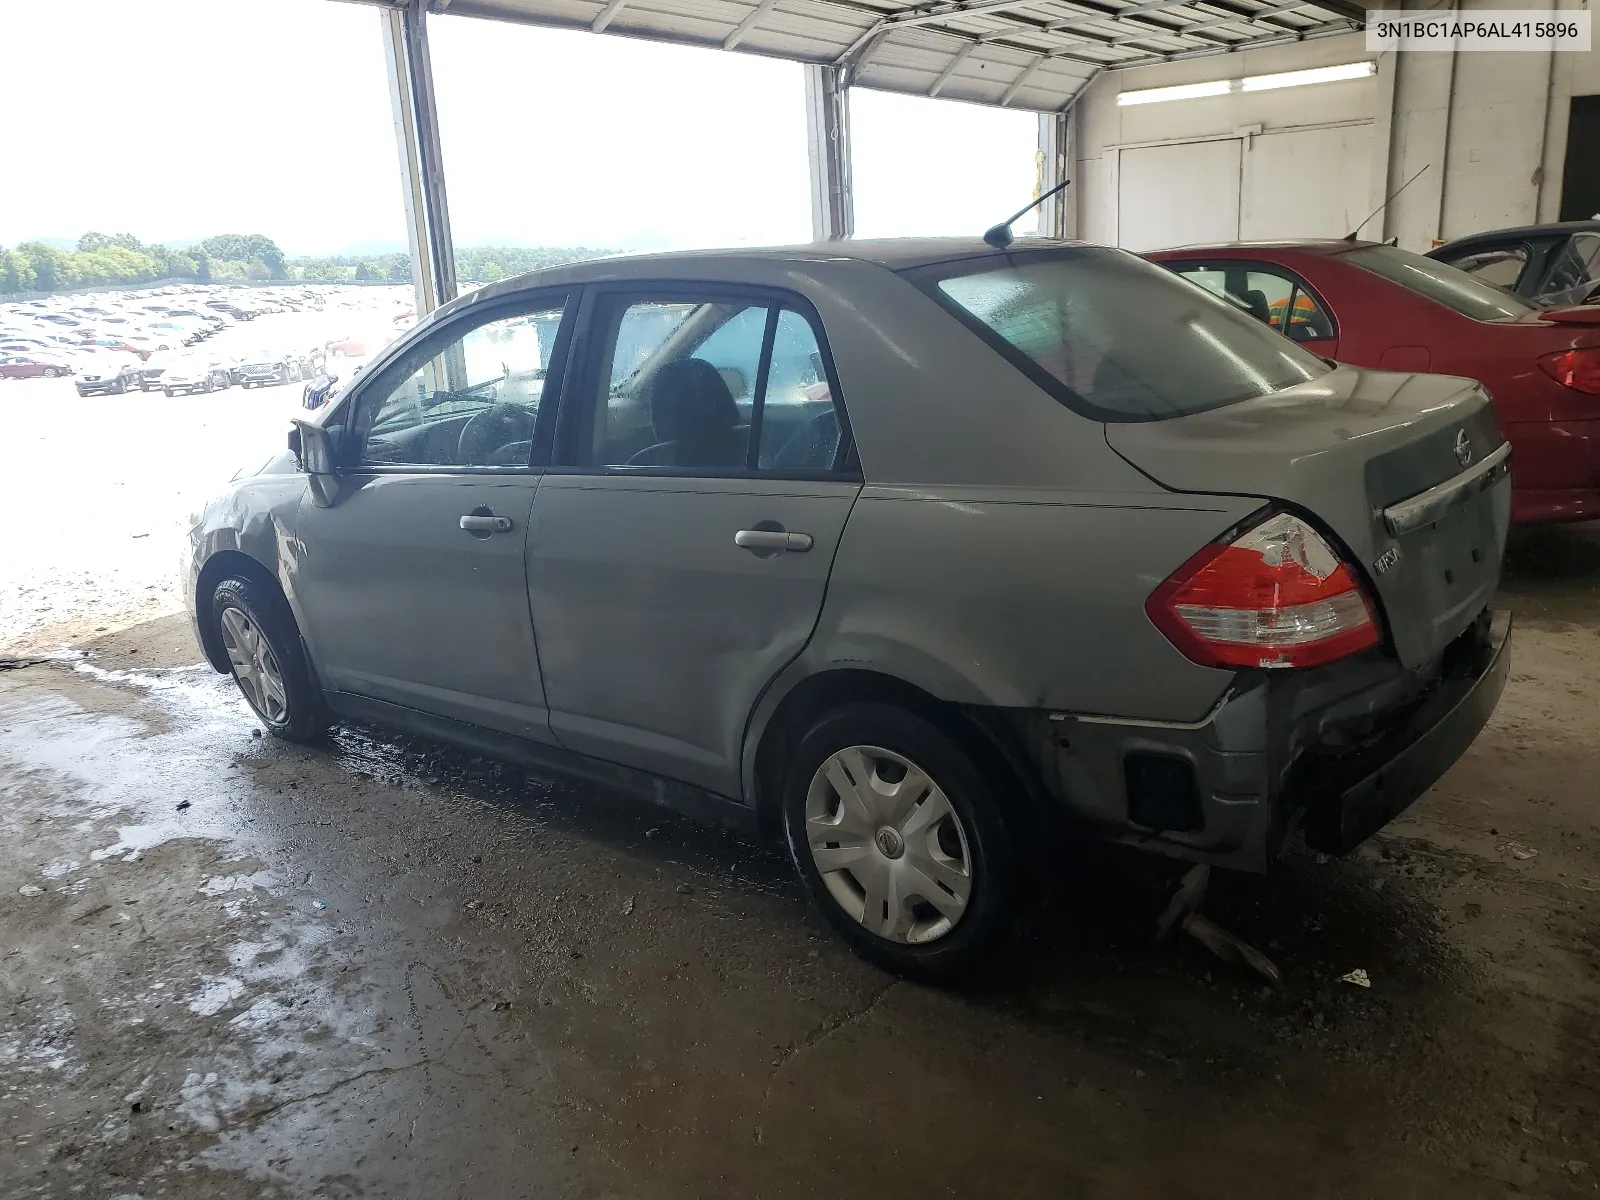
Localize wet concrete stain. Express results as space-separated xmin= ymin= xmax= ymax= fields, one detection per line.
xmin=2 ymin=600 xmax=1598 ymax=1198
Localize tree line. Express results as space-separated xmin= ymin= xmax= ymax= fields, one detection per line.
xmin=1 ymin=232 xmax=608 ymax=294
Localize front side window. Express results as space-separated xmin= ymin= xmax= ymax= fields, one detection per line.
xmin=921 ymin=248 xmax=1328 ymax=422
xmin=350 ymin=298 xmax=566 ymax=469
xmin=1342 ymin=245 xmax=1535 ymax=321
xmin=1537 ymin=233 xmax=1600 ymax=303
xmin=587 ymin=296 xmax=846 ymax=473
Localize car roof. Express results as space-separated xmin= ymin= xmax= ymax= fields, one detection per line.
xmin=1432 ymin=220 xmax=1600 ymax=251
xmin=1147 ymin=239 xmax=1381 ymax=256
xmin=459 ymin=237 xmax=1087 ymax=311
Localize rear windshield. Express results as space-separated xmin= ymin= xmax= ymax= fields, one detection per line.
xmin=907 ymin=247 xmax=1328 ymax=422
xmin=1342 ymin=245 xmax=1535 ymax=321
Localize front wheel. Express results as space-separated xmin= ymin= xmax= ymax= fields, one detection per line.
xmin=43 ymin=367 xmax=63 ymax=377
xmin=781 ymin=702 xmax=1019 ymax=982
xmin=211 ymin=576 xmax=331 ymax=743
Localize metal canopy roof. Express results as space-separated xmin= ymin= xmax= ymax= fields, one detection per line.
xmin=358 ymin=0 xmax=1365 ymax=112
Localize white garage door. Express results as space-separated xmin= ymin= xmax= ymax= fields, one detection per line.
xmin=1241 ymin=124 xmax=1374 ymax=241
xmin=1117 ymin=140 xmax=1242 ymax=252
xmin=1117 ymin=122 xmax=1373 ymax=251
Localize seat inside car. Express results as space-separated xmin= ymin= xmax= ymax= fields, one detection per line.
xmin=1241 ymin=288 xmax=1273 ymax=326
xmin=627 ymin=357 xmax=750 ymax=468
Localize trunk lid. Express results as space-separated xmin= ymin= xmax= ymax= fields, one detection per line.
xmin=1107 ymin=367 xmax=1510 ymax=669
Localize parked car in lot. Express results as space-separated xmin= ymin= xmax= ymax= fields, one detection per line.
xmin=325 ymin=335 xmax=370 ymax=358
xmin=1147 ymin=240 xmax=1600 ymax=524
xmin=1 ymin=354 xmax=75 ymax=379
xmin=1430 ymin=221 xmax=1600 ymax=309
xmin=75 ymin=360 xmax=139 ymax=395
xmin=236 ymin=351 xmax=301 ymax=388
xmin=188 ymin=240 xmax=1513 ymax=979
xmin=206 ymin=299 xmax=256 ymax=321
xmin=162 ymin=359 xmax=233 ymax=396
xmin=131 ymin=351 xmax=178 ymax=392
xmin=77 ymin=335 xmax=151 ymax=360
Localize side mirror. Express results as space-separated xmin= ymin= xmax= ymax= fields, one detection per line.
xmin=290 ymin=419 xmax=339 ymax=507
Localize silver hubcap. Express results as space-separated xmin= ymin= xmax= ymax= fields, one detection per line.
xmin=804 ymin=745 xmax=973 ymax=945
xmin=219 ymin=606 xmax=288 ymax=724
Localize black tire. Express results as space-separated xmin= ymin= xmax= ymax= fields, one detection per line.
xmin=210 ymin=575 xmax=331 ymax=743
xmin=780 ymin=702 xmax=1019 ymax=982
xmin=43 ymin=367 xmax=63 ymax=377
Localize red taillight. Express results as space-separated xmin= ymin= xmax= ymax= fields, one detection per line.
xmin=1147 ymin=512 xmax=1380 ymax=670
xmin=1539 ymin=347 xmax=1600 ymax=396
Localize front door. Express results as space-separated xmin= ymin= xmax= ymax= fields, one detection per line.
xmin=292 ymin=291 xmax=573 ymax=744
xmin=528 ymin=290 xmax=861 ymax=797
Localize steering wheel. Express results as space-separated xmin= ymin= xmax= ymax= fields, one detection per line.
xmin=458 ymin=403 xmax=534 ymax=466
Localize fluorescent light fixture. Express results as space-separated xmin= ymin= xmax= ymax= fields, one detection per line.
xmin=1242 ymin=61 xmax=1377 ymax=92
xmin=1117 ymin=60 xmax=1376 ymax=106
xmin=1117 ymin=79 xmax=1231 ymax=106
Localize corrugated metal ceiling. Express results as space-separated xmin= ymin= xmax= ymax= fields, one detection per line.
xmin=355 ymin=0 xmax=1364 ymax=111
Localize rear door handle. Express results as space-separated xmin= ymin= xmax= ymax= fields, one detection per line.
xmin=735 ymin=529 xmax=813 ymax=553
xmin=460 ymin=514 xmax=513 ymax=533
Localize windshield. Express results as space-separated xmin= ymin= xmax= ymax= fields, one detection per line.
xmin=909 ymin=247 xmax=1328 ymax=422
xmin=1342 ymin=245 xmax=1536 ymax=320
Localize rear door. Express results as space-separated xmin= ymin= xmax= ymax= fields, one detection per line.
xmin=527 ymin=286 xmax=860 ymax=798
xmin=1167 ymin=260 xmax=1340 ymax=358
xmin=292 ymin=289 xmax=573 ymax=745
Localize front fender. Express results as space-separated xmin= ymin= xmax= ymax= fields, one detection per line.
xmin=189 ymin=474 xmax=310 ymax=656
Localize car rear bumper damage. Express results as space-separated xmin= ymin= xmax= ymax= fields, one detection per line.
xmin=1019 ymin=610 xmax=1511 ymax=871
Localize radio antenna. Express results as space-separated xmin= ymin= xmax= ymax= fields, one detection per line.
xmin=1346 ymin=164 xmax=1430 ymax=241
xmin=983 ymin=178 xmax=1073 ymax=249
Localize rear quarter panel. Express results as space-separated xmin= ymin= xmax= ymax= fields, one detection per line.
xmin=778 ymin=484 xmax=1259 ymax=720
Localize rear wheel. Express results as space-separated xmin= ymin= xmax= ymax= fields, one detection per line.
xmin=211 ymin=576 xmax=331 ymax=743
xmin=781 ymin=702 xmax=1019 ymax=981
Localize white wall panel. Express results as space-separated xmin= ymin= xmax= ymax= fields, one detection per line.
xmin=1116 ymin=139 xmax=1242 ymax=251
xmin=1241 ymin=123 xmax=1373 ymax=239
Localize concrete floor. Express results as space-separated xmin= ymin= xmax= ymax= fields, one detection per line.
xmin=3 ymin=529 xmax=1599 ymax=1199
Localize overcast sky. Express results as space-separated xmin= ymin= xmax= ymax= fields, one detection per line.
xmin=1 ymin=0 xmax=1041 ymax=255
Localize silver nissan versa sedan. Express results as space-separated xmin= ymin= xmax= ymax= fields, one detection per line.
xmin=187 ymin=239 xmax=1513 ymax=979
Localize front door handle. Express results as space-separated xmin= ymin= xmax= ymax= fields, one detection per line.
xmin=460 ymin=514 xmax=513 ymax=534
xmin=735 ymin=529 xmax=813 ymax=553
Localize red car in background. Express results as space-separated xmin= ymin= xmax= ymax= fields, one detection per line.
xmin=77 ymin=335 xmax=152 ymax=361
xmin=1146 ymin=241 xmax=1600 ymax=524
xmin=0 ymin=355 xmax=75 ymax=379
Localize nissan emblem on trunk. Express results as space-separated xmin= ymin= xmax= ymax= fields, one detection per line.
xmin=1455 ymin=429 xmax=1474 ymax=467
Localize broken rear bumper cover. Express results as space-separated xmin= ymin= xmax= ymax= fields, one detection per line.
xmin=1022 ymin=610 xmax=1512 ymax=871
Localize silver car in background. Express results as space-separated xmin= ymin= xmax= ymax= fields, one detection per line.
xmin=186 ymin=240 xmax=1512 ymax=979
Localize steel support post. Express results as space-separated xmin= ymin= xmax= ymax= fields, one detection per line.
xmin=805 ymin=64 xmax=855 ymax=241
xmin=1036 ymin=111 xmax=1071 ymax=240
xmin=382 ymin=0 xmax=458 ymax=315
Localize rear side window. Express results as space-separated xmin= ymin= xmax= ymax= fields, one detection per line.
xmin=1343 ymin=245 xmax=1535 ymax=320
xmin=582 ymin=295 xmax=846 ymax=474
xmin=914 ymin=247 xmax=1328 ymax=422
